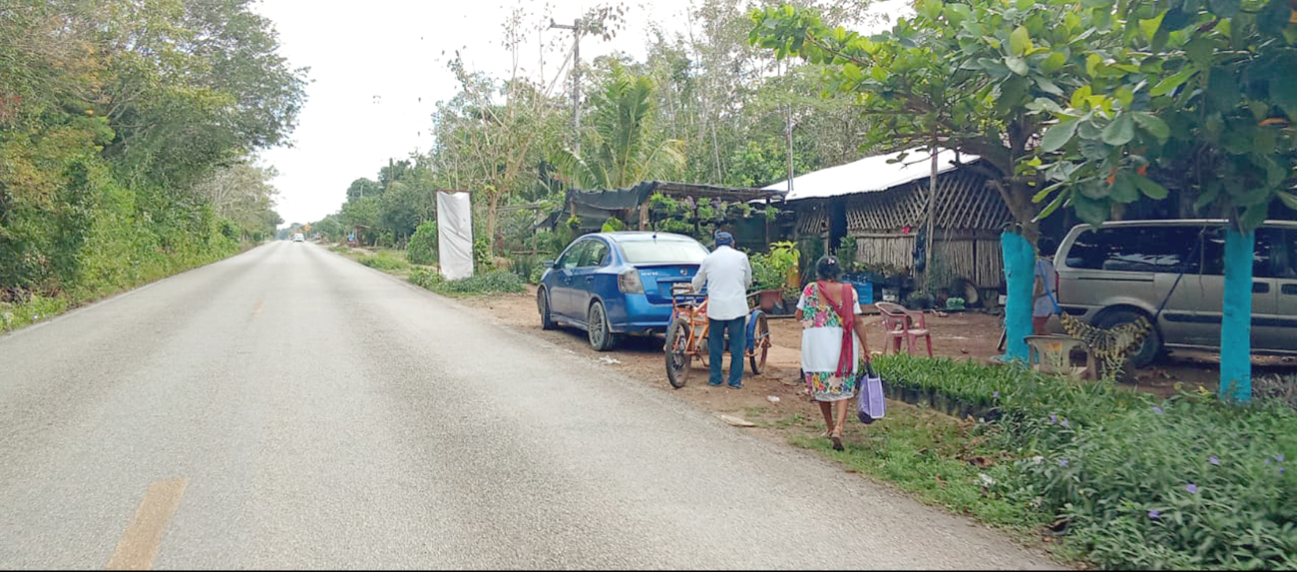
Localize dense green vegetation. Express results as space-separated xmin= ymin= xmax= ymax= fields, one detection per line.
xmin=873 ymin=355 xmax=1297 ymax=570
xmin=0 ymin=0 xmax=306 ymax=331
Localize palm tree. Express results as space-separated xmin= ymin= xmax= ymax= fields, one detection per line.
xmin=554 ymin=63 xmax=686 ymax=191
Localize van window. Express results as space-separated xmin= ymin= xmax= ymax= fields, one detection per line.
xmin=1280 ymin=230 xmax=1297 ymax=279
xmin=1064 ymin=226 xmax=1201 ymax=273
xmin=1200 ymin=227 xmax=1285 ymax=278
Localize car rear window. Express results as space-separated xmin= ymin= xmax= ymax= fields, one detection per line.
xmin=619 ymin=239 xmax=708 ymax=265
xmin=1064 ymin=226 xmax=1201 ymax=273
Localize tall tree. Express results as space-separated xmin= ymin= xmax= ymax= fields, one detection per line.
xmin=554 ymin=61 xmax=685 ymax=190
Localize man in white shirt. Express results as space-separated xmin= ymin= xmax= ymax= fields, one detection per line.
xmin=691 ymin=231 xmax=753 ymax=388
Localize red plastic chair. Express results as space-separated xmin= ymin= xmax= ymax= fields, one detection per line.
xmin=874 ymin=302 xmax=934 ymax=357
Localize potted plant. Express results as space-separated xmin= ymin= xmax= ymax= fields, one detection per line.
xmin=751 ymin=241 xmax=800 ymax=312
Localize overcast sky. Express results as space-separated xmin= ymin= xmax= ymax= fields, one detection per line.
xmin=252 ymin=0 xmax=908 ymax=227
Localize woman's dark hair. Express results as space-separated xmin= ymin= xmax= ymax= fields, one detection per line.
xmin=816 ymin=255 xmax=843 ymax=280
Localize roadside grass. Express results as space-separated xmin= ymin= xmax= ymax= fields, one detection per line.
xmin=358 ymin=250 xmax=411 ymax=273
xmin=746 ymin=401 xmax=1050 ymax=545
xmin=330 ymin=245 xmax=523 ymax=297
xmin=331 ymin=246 xmax=421 ymax=276
xmin=0 ymin=294 xmax=70 ymax=334
xmin=1 ymin=241 xmax=261 ymax=335
xmin=408 ymin=267 xmax=525 ymax=297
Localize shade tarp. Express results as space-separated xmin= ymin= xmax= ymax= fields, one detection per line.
xmin=436 ymin=191 xmax=474 ymax=280
xmin=764 ymin=147 xmax=978 ymax=201
xmin=566 ymin=181 xmax=783 ymax=211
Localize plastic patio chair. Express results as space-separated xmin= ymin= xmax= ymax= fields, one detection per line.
xmin=1025 ymin=335 xmax=1097 ymax=379
xmin=874 ymin=301 xmax=933 ymax=357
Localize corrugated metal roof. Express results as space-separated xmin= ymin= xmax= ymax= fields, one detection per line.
xmin=763 ymin=147 xmax=978 ymax=201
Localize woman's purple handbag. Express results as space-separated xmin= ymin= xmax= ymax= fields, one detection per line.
xmin=857 ymin=361 xmax=885 ymax=424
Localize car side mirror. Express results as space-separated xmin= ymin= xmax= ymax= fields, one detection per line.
xmin=542 ymin=259 xmax=556 ymax=269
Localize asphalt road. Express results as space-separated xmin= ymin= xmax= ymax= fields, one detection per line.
xmin=0 ymin=242 xmax=1056 ymax=569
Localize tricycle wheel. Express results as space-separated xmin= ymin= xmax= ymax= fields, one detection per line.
xmin=665 ymin=318 xmax=693 ymax=388
xmin=748 ymin=312 xmax=770 ymax=375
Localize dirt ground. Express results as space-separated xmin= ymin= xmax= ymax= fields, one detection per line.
xmin=464 ymin=285 xmax=1297 ymax=406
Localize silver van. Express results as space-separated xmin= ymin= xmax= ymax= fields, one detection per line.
xmin=1049 ymin=219 xmax=1297 ymax=367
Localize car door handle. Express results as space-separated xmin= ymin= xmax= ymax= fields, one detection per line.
xmin=1254 ymin=282 xmax=1270 ymax=294
xmin=1283 ymin=284 xmax=1297 ymax=296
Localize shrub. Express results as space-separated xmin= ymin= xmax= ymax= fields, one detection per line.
xmin=407 ymin=221 xmax=438 ymax=265
xmin=1255 ymin=374 xmax=1297 ymax=410
xmin=473 ymin=237 xmax=492 ymax=270
xmin=874 ymin=355 xmax=1297 ymax=570
xmin=1025 ymin=397 xmax=1297 ymax=570
xmin=751 ymin=240 xmax=800 ymax=297
xmin=600 ymin=216 xmax=627 ymax=232
xmin=409 ymin=268 xmax=524 ymax=297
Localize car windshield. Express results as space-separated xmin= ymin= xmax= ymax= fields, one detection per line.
xmin=618 ymin=239 xmax=709 ymax=265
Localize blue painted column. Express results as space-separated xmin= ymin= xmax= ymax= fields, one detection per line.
xmin=1002 ymin=231 xmax=1035 ymax=362
xmin=1219 ymin=227 xmax=1254 ymax=404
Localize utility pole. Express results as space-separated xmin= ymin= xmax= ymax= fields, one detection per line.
xmin=550 ymin=18 xmax=582 ymax=156
xmin=783 ymin=61 xmax=794 ymax=194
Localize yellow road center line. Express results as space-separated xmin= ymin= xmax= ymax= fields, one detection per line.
xmin=105 ymin=478 xmax=187 ymax=571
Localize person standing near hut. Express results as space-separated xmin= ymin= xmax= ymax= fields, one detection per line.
xmin=1033 ymin=237 xmax=1059 ymax=335
xmin=796 ymin=255 xmax=872 ymax=451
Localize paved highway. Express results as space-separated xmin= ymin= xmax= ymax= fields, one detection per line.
xmin=0 ymin=242 xmax=1055 ymax=569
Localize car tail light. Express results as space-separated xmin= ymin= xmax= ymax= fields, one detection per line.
xmin=618 ymin=269 xmax=644 ymax=294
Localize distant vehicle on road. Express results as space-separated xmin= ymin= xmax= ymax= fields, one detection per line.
xmin=537 ymin=231 xmax=708 ymax=351
xmin=293 ymin=232 xmax=304 ymax=243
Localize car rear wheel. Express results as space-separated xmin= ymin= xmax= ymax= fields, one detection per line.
xmin=538 ymin=289 xmax=555 ymax=331
xmin=587 ymin=301 xmax=618 ymax=351
xmin=1094 ymin=308 xmax=1163 ymax=369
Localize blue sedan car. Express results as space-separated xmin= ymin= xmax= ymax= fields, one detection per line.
xmin=537 ymin=231 xmax=709 ymax=351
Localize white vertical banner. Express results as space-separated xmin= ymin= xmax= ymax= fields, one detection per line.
xmin=436 ymin=191 xmax=474 ymax=280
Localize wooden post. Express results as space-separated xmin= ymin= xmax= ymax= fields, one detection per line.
xmin=763 ymin=198 xmax=771 ymax=248
xmin=926 ymin=141 xmax=937 ymax=295
xmin=639 ymin=202 xmax=650 ymax=231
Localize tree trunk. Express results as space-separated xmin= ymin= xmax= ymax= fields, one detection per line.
xmin=487 ymin=193 xmax=500 ymax=256
xmin=1001 ymin=230 xmax=1035 ymax=362
xmin=1220 ymin=227 xmax=1254 ymax=403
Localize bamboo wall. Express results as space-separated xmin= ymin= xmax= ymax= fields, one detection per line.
xmin=794 ymin=165 xmax=1013 ymax=289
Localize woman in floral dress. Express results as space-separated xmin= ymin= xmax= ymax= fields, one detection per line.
xmin=796 ymin=255 xmax=872 ymax=450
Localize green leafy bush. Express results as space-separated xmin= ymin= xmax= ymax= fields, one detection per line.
xmin=407 ymin=221 xmax=438 ymax=265
xmin=600 ymin=217 xmax=627 ymax=232
xmin=1029 ymin=397 xmax=1297 ymax=570
xmin=409 ymin=268 xmax=525 ymax=297
xmin=473 ymin=237 xmax=492 ymax=270
xmin=358 ymin=251 xmax=410 ymax=272
xmin=751 ymin=240 xmax=800 ymax=297
xmin=874 ymin=355 xmax=1297 ymax=570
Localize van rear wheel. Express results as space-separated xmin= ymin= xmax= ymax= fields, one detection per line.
xmin=1094 ymin=309 xmax=1163 ymax=369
